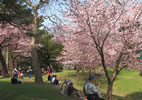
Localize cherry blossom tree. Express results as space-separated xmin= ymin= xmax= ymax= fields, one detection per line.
xmin=0 ymin=24 xmax=30 ymax=77
xmin=8 ymin=34 xmax=31 ymax=75
xmin=59 ymin=0 xmax=142 ymax=99
xmin=57 ymin=33 xmax=100 ymax=71
xmin=56 ymin=29 xmax=101 ymax=84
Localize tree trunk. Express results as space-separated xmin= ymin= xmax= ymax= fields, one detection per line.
xmin=49 ymin=62 xmax=54 ymax=72
xmin=107 ymin=81 xmax=113 ymax=100
xmin=8 ymin=55 xmax=13 ymax=76
xmin=0 ymin=48 xmax=9 ymax=77
xmin=89 ymin=69 xmax=92 ymax=76
xmin=82 ymin=69 xmax=85 ymax=74
xmin=31 ymin=47 xmax=43 ymax=83
xmin=93 ymin=66 xmax=96 ymax=74
xmin=76 ymin=69 xmax=79 ymax=85
xmin=100 ymin=54 xmax=113 ymax=100
xmin=30 ymin=8 xmax=43 ymax=83
xmin=6 ymin=47 xmax=9 ymax=70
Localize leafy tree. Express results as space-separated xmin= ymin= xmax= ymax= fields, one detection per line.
xmin=0 ymin=0 xmax=32 ymax=25
xmin=37 ymin=30 xmax=64 ymax=71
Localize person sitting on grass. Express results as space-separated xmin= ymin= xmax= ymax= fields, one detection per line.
xmin=51 ymin=75 xmax=56 ymax=84
xmin=11 ymin=75 xmax=22 ymax=84
xmin=61 ymin=80 xmax=70 ymax=95
xmin=83 ymin=75 xmax=105 ymax=100
xmin=11 ymin=76 xmax=17 ymax=84
xmin=53 ymin=75 xmax=59 ymax=85
xmin=48 ymin=73 xmax=52 ymax=81
xmin=67 ymin=80 xmax=80 ymax=98
xmin=51 ymin=75 xmax=60 ymax=85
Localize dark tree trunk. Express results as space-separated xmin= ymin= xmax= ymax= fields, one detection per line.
xmin=107 ymin=81 xmax=113 ymax=100
xmin=8 ymin=55 xmax=13 ymax=76
xmin=31 ymin=47 xmax=43 ymax=83
xmin=30 ymin=7 xmax=43 ymax=83
xmin=76 ymin=69 xmax=79 ymax=85
xmin=100 ymin=54 xmax=114 ymax=100
xmin=89 ymin=69 xmax=92 ymax=76
xmin=82 ymin=69 xmax=85 ymax=74
xmin=0 ymin=48 xmax=9 ymax=77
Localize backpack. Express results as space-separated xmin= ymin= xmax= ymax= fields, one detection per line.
xmin=83 ymin=82 xmax=95 ymax=96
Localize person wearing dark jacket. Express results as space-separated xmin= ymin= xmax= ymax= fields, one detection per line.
xmin=67 ymin=80 xmax=80 ymax=97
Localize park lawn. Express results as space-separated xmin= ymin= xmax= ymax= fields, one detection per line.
xmin=0 ymin=78 xmax=76 ymax=100
xmin=113 ymin=70 xmax=142 ymax=100
xmin=0 ymin=69 xmax=142 ymax=100
xmin=54 ymin=69 xmax=142 ymax=100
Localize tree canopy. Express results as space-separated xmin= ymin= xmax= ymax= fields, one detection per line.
xmin=37 ymin=30 xmax=64 ymax=71
xmin=0 ymin=0 xmax=32 ymax=25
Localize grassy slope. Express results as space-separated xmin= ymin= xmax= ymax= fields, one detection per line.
xmin=0 ymin=78 xmax=76 ymax=100
xmin=55 ymin=70 xmax=142 ymax=100
xmin=0 ymin=69 xmax=142 ymax=100
xmin=113 ymin=70 xmax=142 ymax=100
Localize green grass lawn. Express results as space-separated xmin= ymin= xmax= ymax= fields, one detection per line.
xmin=0 ymin=69 xmax=142 ymax=100
xmin=55 ymin=69 xmax=142 ymax=100
xmin=0 ymin=77 xmax=76 ymax=100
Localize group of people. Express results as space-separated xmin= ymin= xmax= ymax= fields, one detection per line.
xmin=48 ymin=72 xmax=60 ymax=85
xmin=11 ymin=65 xmax=105 ymax=100
xmin=60 ymin=80 xmax=80 ymax=98
xmin=60 ymin=75 xmax=105 ymax=100
xmin=11 ymin=66 xmax=32 ymax=84
xmin=11 ymin=67 xmax=23 ymax=84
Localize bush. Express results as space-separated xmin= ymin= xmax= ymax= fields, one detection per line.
xmin=52 ymin=63 xmax=63 ymax=72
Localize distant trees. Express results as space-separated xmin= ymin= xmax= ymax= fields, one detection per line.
xmin=0 ymin=0 xmax=64 ymax=83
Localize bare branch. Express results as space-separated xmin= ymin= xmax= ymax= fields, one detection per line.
xmin=24 ymin=0 xmax=34 ymax=7
xmin=101 ymin=0 xmax=129 ymax=49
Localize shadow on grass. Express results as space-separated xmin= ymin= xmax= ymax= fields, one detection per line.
xmin=101 ymin=92 xmax=142 ymax=100
xmin=125 ymin=92 xmax=142 ymax=100
xmin=0 ymin=80 xmax=76 ymax=100
xmin=106 ymin=92 xmax=142 ymax=100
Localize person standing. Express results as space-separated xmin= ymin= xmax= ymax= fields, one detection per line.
xmin=27 ymin=66 xmax=32 ymax=80
xmin=83 ymin=75 xmax=105 ymax=100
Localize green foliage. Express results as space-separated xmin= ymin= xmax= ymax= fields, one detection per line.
xmin=16 ymin=56 xmax=32 ymax=72
xmin=52 ymin=62 xmax=63 ymax=72
xmin=0 ymin=0 xmax=32 ymax=25
xmin=37 ymin=30 xmax=64 ymax=71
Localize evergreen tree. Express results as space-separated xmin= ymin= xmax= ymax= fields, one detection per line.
xmin=37 ymin=30 xmax=64 ymax=72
